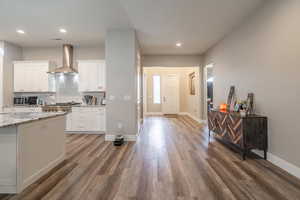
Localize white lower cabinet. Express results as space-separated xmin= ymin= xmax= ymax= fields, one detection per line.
xmin=66 ymin=107 xmax=105 ymax=133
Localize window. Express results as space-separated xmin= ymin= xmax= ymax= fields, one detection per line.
xmin=153 ymin=75 xmax=161 ymax=104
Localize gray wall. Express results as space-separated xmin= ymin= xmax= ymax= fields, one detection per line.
xmin=204 ymin=0 xmax=300 ymax=167
xmin=0 ymin=42 xmax=3 ymax=108
xmin=22 ymin=46 xmax=105 ymax=69
xmin=143 ymin=55 xmax=202 ymax=67
xmin=1 ymin=42 xmax=22 ymax=107
xmin=106 ymin=29 xmax=139 ymax=136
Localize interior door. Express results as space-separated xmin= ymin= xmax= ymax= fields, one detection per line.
xmin=162 ymin=74 xmax=179 ymax=114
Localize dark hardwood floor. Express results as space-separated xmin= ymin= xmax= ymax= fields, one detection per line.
xmin=1 ymin=115 xmax=300 ymax=200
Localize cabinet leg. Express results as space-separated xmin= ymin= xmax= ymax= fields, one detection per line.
xmin=264 ymin=150 xmax=267 ymax=160
xmin=242 ymin=150 xmax=247 ymax=160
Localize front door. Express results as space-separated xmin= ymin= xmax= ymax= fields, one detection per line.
xmin=162 ymin=74 xmax=179 ymax=114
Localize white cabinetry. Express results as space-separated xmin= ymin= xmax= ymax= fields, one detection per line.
xmin=0 ymin=116 xmax=65 ymax=194
xmin=0 ymin=128 xmax=17 ymax=189
xmin=66 ymin=107 xmax=106 ymax=133
xmin=14 ymin=61 xmax=55 ymax=92
xmin=77 ymin=60 xmax=105 ymax=92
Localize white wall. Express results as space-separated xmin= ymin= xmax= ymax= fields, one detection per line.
xmin=204 ymin=0 xmax=300 ymax=168
xmin=105 ymin=29 xmax=139 ymax=138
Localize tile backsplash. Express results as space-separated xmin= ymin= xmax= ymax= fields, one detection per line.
xmin=55 ymin=73 xmax=80 ymax=97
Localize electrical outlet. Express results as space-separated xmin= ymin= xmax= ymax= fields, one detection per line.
xmin=123 ymin=95 xmax=131 ymax=101
xmin=109 ymin=95 xmax=115 ymax=100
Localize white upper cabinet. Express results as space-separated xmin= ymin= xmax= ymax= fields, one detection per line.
xmin=77 ymin=60 xmax=106 ymax=92
xmin=14 ymin=61 xmax=55 ymax=92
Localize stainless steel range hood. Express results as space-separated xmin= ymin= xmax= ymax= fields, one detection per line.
xmin=48 ymin=44 xmax=78 ymax=73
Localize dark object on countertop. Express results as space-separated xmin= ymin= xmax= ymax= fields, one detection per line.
xmin=14 ymin=96 xmax=38 ymax=105
xmin=53 ymin=102 xmax=81 ymax=106
xmin=114 ymin=135 xmax=124 ymax=146
xmin=83 ymin=95 xmax=98 ymax=105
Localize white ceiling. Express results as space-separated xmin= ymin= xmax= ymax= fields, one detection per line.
xmin=0 ymin=0 xmax=264 ymax=55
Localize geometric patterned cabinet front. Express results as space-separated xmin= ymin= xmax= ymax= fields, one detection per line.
xmin=208 ymin=109 xmax=268 ymax=160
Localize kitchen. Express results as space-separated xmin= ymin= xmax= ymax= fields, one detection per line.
xmin=0 ymin=43 xmax=107 ymax=194
xmin=7 ymin=44 xmax=106 ymax=133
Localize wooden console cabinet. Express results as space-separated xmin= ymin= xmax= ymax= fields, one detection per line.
xmin=208 ymin=109 xmax=268 ymax=160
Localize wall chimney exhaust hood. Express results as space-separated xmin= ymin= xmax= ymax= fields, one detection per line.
xmin=48 ymin=44 xmax=78 ymax=74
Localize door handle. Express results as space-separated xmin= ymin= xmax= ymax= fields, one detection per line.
xmin=163 ymin=96 xmax=166 ymax=102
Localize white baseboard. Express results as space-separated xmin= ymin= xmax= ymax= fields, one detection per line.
xmin=179 ymin=112 xmax=189 ymax=115
xmin=179 ymin=112 xmax=205 ymax=124
xmin=145 ymin=112 xmax=163 ymax=115
xmin=0 ymin=185 xmax=17 ymax=194
xmin=105 ymin=134 xmax=138 ymax=141
xmin=19 ymin=153 xmax=65 ymax=193
xmin=105 ymin=124 xmax=143 ymax=142
xmin=201 ymin=119 xmax=208 ymax=124
xmin=65 ymin=131 xmax=105 ymax=135
xmin=253 ymin=150 xmax=300 ymax=179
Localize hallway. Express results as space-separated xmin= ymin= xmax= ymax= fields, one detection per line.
xmin=1 ymin=116 xmax=300 ymax=200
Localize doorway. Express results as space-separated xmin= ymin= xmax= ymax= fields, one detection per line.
xmin=162 ymin=74 xmax=179 ymax=114
xmin=203 ymin=64 xmax=214 ymax=119
xmin=143 ymin=67 xmax=200 ymax=121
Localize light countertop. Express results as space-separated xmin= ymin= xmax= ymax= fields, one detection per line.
xmin=0 ymin=112 xmax=67 ymax=128
xmin=72 ymin=105 xmax=105 ymax=107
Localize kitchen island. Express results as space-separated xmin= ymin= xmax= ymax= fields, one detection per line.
xmin=0 ymin=112 xmax=67 ymax=194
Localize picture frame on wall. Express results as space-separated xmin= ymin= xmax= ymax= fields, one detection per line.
xmin=189 ymin=72 xmax=196 ymax=95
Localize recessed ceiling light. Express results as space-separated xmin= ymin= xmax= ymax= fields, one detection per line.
xmin=176 ymin=42 xmax=182 ymax=47
xmin=59 ymin=28 xmax=67 ymax=33
xmin=16 ymin=29 xmax=25 ymax=34
xmin=207 ymin=77 xmax=214 ymax=82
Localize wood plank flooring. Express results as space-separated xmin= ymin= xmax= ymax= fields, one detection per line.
xmin=1 ymin=115 xmax=300 ymax=200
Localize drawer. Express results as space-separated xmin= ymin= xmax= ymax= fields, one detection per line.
xmin=73 ymin=124 xmax=86 ymax=130
xmin=68 ymin=107 xmax=106 ymax=132
xmin=3 ymin=108 xmax=15 ymax=112
xmin=96 ymin=112 xmax=105 ymax=116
